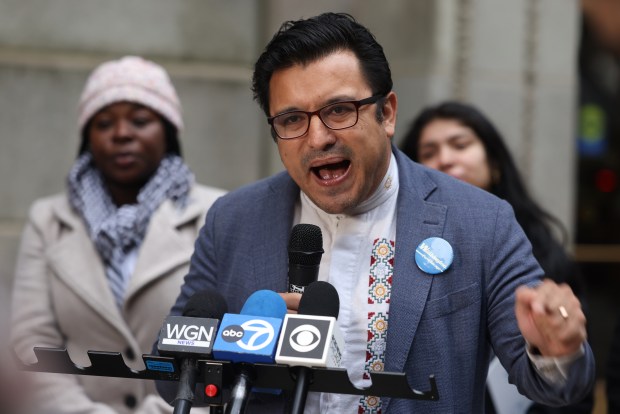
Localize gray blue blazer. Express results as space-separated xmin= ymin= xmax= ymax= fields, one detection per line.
xmin=166 ymin=147 xmax=594 ymax=412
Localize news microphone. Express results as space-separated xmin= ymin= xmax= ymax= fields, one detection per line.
xmin=275 ymin=281 xmax=343 ymax=414
xmin=288 ymin=224 xmax=324 ymax=293
xmin=212 ymin=290 xmax=287 ymax=414
xmin=157 ymin=291 xmax=228 ymax=414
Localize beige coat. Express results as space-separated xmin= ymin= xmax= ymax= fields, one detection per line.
xmin=10 ymin=184 xmax=225 ymax=414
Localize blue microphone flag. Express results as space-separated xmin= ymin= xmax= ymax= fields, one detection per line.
xmin=212 ymin=290 xmax=287 ymax=364
xmin=212 ymin=314 xmax=283 ymax=364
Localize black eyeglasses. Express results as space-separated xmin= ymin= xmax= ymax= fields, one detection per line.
xmin=267 ymin=94 xmax=384 ymax=140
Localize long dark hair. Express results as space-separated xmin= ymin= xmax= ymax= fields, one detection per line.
xmin=400 ymin=101 xmax=582 ymax=293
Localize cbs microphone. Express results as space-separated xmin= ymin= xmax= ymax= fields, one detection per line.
xmin=288 ymin=224 xmax=324 ymax=294
xmin=156 ymin=290 xmax=228 ymax=414
xmin=212 ymin=290 xmax=287 ymax=414
xmin=275 ymin=281 xmax=343 ymax=414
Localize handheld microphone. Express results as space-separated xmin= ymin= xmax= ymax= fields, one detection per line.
xmin=288 ymin=224 xmax=324 ymax=293
xmin=212 ymin=290 xmax=287 ymax=414
xmin=156 ymin=291 xmax=228 ymax=414
xmin=275 ymin=281 xmax=343 ymax=414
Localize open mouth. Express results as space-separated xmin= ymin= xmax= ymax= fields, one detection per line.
xmin=311 ymin=160 xmax=351 ymax=180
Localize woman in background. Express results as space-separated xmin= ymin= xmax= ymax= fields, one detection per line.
xmin=400 ymin=101 xmax=592 ymax=414
xmin=10 ymin=56 xmax=225 ymax=413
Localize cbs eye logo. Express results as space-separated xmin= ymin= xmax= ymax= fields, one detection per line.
xmin=289 ymin=324 xmax=321 ymax=353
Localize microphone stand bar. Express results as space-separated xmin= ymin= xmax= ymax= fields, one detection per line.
xmin=16 ymin=347 xmax=438 ymax=401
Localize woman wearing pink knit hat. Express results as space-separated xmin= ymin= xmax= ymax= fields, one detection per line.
xmin=10 ymin=56 xmax=225 ymax=414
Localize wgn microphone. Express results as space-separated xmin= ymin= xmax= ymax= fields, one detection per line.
xmin=275 ymin=281 xmax=343 ymax=414
xmin=288 ymin=224 xmax=324 ymax=293
xmin=212 ymin=290 xmax=287 ymax=414
xmin=157 ymin=291 xmax=228 ymax=414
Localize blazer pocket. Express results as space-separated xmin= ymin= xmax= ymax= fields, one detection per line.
xmin=421 ymin=282 xmax=481 ymax=320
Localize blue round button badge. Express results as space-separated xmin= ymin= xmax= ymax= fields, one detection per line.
xmin=415 ymin=237 xmax=454 ymax=275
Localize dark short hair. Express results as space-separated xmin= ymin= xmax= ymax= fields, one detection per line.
xmin=252 ymin=12 xmax=393 ymax=118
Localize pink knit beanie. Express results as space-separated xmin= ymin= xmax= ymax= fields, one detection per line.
xmin=77 ymin=56 xmax=183 ymax=132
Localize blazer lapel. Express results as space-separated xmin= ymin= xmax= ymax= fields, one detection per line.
xmin=383 ymin=151 xmax=447 ymax=411
xmin=249 ymin=173 xmax=299 ymax=293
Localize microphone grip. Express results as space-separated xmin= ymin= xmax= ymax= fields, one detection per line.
xmin=290 ymin=366 xmax=311 ymax=414
xmin=173 ymin=358 xmax=198 ymax=414
xmin=225 ymin=368 xmax=252 ymax=414
xmin=288 ymin=264 xmax=319 ymax=293
xmin=174 ymin=400 xmax=192 ymax=414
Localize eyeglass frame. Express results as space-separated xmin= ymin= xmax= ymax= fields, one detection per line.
xmin=267 ymin=93 xmax=385 ymax=140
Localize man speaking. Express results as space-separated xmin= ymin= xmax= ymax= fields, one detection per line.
xmin=161 ymin=12 xmax=595 ymax=413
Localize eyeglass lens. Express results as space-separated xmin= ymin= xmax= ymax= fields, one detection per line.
xmin=273 ymin=101 xmax=359 ymax=139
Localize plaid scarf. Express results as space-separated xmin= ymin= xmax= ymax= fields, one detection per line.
xmin=67 ymin=153 xmax=194 ymax=308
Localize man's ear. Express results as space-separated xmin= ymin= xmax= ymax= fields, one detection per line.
xmin=382 ymin=91 xmax=398 ymax=139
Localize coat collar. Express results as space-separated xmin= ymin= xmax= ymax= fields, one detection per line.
xmin=47 ymin=197 xmax=124 ymax=331
xmin=127 ymin=191 xmax=209 ymax=298
xmin=46 ymin=188 xmax=207 ymax=332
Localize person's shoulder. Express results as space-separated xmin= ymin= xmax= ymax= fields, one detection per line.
xmin=167 ymin=184 xmax=227 ymax=224
xmin=202 ymin=172 xmax=296 ymax=226
xmin=25 ymin=192 xmax=78 ymax=230
xmin=191 ymin=183 xmax=227 ymax=204
xmin=397 ymin=151 xmax=502 ymax=207
xmin=212 ymin=171 xmax=294 ymax=206
xmin=429 ymin=165 xmax=498 ymax=200
xmin=28 ymin=193 xmax=69 ymax=218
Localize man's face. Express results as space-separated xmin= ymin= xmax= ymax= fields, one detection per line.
xmin=268 ymin=50 xmax=397 ymax=215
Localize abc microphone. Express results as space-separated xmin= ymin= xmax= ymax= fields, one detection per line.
xmin=156 ymin=290 xmax=228 ymax=414
xmin=288 ymin=224 xmax=324 ymax=293
xmin=212 ymin=290 xmax=287 ymax=414
xmin=275 ymin=281 xmax=343 ymax=414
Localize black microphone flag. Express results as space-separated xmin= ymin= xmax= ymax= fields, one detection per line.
xmin=288 ymin=224 xmax=324 ymax=293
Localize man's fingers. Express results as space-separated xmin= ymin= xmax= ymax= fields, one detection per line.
xmin=515 ymin=280 xmax=587 ymax=356
xmin=279 ymin=292 xmax=302 ymax=314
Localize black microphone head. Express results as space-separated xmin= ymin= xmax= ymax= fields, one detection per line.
xmin=182 ymin=290 xmax=228 ymax=319
xmin=298 ymin=281 xmax=340 ymax=318
xmin=288 ymin=224 xmax=324 ymax=266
